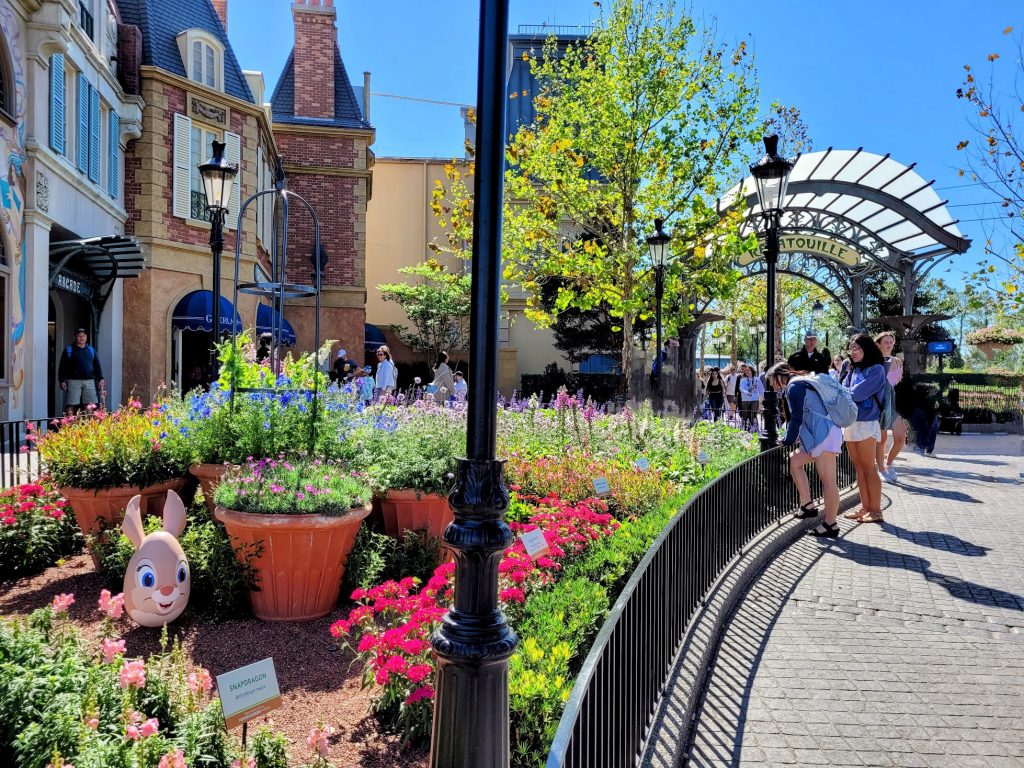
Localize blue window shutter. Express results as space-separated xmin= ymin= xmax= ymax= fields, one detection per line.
xmin=109 ymin=111 xmax=120 ymax=198
xmin=89 ymin=87 xmax=100 ymax=183
xmin=77 ymin=74 xmax=89 ymax=174
xmin=49 ymin=54 xmax=65 ymax=154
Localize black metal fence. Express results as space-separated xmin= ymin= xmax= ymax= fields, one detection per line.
xmin=0 ymin=419 xmax=52 ymax=489
xmin=545 ymin=445 xmax=856 ymax=768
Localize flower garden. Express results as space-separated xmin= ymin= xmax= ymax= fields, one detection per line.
xmin=0 ymin=340 xmax=757 ymax=768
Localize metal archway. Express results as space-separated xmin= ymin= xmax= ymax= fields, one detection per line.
xmin=738 ymin=251 xmax=855 ymax=325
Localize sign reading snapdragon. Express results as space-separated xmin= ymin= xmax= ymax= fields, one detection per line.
xmin=737 ymin=235 xmax=860 ymax=267
xmin=216 ymin=658 xmax=282 ymax=730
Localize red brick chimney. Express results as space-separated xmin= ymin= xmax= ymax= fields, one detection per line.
xmin=292 ymin=0 xmax=336 ymax=120
xmin=211 ymin=0 xmax=227 ymax=28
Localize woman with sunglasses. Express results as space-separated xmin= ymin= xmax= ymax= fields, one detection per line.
xmin=840 ymin=334 xmax=887 ymax=524
xmin=374 ymin=346 xmax=397 ymax=398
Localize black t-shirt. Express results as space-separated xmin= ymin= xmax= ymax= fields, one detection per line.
xmin=787 ymin=346 xmax=831 ymax=375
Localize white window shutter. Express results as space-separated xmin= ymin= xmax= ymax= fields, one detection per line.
xmin=172 ymin=113 xmax=192 ymax=219
xmin=49 ymin=54 xmax=65 ymax=154
xmin=224 ymin=131 xmax=241 ymax=229
xmin=88 ymin=87 xmax=101 ymax=183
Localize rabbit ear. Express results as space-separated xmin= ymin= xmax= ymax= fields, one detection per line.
xmin=122 ymin=496 xmax=145 ymax=550
xmin=162 ymin=490 xmax=186 ymax=539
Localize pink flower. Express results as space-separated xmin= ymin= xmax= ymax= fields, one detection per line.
xmin=51 ymin=593 xmax=75 ymax=612
xmin=159 ymin=751 xmax=188 ymax=768
xmin=118 ymin=659 xmax=147 ymax=689
xmin=187 ymin=668 xmax=213 ymax=695
xmin=140 ymin=718 xmax=160 ymax=738
xmin=229 ymin=759 xmax=255 ymax=768
xmin=125 ymin=724 xmax=141 ymax=740
xmin=101 ymin=638 xmax=126 ymax=664
xmin=405 ymin=685 xmax=435 ymax=705
xmin=98 ymin=590 xmax=125 ymax=619
xmin=406 ymin=663 xmax=433 ymax=684
xmin=85 ymin=716 xmax=99 ymax=730
xmin=307 ymin=724 xmax=333 ymax=757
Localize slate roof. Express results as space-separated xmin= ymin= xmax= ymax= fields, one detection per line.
xmin=116 ymin=0 xmax=254 ymax=103
xmin=270 ymin=47 xmax=371 ymax=130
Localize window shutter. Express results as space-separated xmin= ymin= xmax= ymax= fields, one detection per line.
xmin=172 ymin=113 xmax=193 ymax=219
xmin=77 ymin=74 xmax=89 ymax=174
xmin=49 ymin=54 xmax=65 ymax=154
xmin=224 ymin=130 xmax=241 ymax=229
xmin=88 ymin=88 xmax=100 ymax=183
xmin=108 ymin=111 xmax=120 ymax=199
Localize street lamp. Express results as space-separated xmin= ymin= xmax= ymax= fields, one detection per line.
xmin=749 ymin=134 xmax=794 ymax=448
xmin=811 ymin=299 xmax=828 ymax=348
xmin=199 ymin=140 xmax=238 ymax=381
xmin=646 ymin=219 xmax=672 ymax=401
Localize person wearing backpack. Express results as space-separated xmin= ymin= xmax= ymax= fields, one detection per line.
xmin=840 ymin=334 xmax=887 ymax=524
xmin=767 ymin=362 xmax=850 ymax=538
xmin=58 ymin=328 xmax=104 ymax=416
xmin=873 ymin=332 xmax=906 ymax=481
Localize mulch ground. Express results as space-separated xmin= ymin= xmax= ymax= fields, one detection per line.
xmin=0 ymin=553 xmax=429 ymax=768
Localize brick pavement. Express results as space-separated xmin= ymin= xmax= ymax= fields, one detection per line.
xmin=686 ymin=434 xmax=1024 ymax=768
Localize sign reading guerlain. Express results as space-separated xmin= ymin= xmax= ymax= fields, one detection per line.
xmin=737 ymin=235 xmax=860 ymax=267
xmin=188 ymin=94 xmax=229 ymax=129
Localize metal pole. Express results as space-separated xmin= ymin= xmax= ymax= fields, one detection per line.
xmin=210 ymin=209 xmax=225 ymax=383
xmin=430 ymin=0 xmax=516 ymax=766
xmin=761 ymin=217 xmax=780 ymax=449
xmin=654 ymin=263 xmax=664 ymax=407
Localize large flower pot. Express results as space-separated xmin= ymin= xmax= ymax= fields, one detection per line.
xmin=189 ymin=463 xmax=230 ymax=515
xmin=976 ymin=341 xmax=1014 ymax=360
xmin=214 ymin=504 xmax=370 ymax=622
xmin=380 ymin=490 xmax=453 ymax=541
xmin=60 ymin=477 xmax=189 ymax=568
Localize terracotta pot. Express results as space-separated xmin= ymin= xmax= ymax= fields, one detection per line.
xmin=214 ymin=504 xmax=370 ymax=622
xmin=60 ymin=477 xmax=189 ymax=568
xmin=189 ymin=463 xmax=230 ymax=515
xmin=976 ymin=341 xmax=1014 ymax=360
xmin=380 ymin=489 xmax=453 ymax=540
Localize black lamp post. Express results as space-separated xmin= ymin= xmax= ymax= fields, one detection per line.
xmin=199 ymin=140 xmax=238 ymax=382
xmin=811 ymin=298 xmax=828 ymax=349
xmin=430 ymin=1 xmax=516 ymax=767
xmin=646 ymin=219 xmax=672 ymax=402
xmin=752 ymin=321 xmax=765 ymax=371
xmin=749 ymin=134 xmax=794 ymax=449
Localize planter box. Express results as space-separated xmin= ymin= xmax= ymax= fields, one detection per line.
xmin=215 ymin=504 xmax=370 ymax=621
xmin=189 ymin=463 xmax=231 ymax=516
xmin=380 ymin=489 xmax=453 ymax=541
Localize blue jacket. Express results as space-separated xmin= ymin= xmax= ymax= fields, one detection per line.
xmin=842 ymin=364 xmax=886 ymax=422
xmin=782 ymin=379 xmax=832 ymax=451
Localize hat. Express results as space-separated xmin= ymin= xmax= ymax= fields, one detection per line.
xmin=363 ymin=366 xmax=371 ymax=373
xmin=336 ymin=349 xmax=346 ymax=359
xmin=804 ymin=330 xmax=818 ymax=339
xmin=73 ymin=327 xmax=87 ymax=335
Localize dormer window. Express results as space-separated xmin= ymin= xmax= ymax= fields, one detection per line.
xmin=177 ymin=30 xmax=223 ymax=91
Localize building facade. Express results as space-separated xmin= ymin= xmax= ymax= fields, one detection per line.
xmin=2 ymin=0 xmax=143 ymax=420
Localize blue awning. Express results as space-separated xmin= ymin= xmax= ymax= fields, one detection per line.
xmin=171 ymin=291 xmax=242 ymax=333
xmin=256 ymin=304 xmax=297 ymax=346
xmin=365 ymin=322 xmax=387 ymax=350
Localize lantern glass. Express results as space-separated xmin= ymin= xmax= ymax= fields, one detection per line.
xmin=198 ymin=140 xmax=238 ymax=213
xmin=749 ymin=135 xmax=794 ymax=214
xmin=646 ymin=219 xmax=672 ymax=269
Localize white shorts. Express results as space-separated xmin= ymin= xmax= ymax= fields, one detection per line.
xmin=844 ymin=419 xmax=881 ymax=443
xmin=66 ymin=378 xmax=98 ymax=406
xmin=809 ymin=425 xmax=844 ymax=458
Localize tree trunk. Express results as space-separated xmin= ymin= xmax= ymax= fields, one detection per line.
xmin=620 ymin=309 xmax=633 ymax=399
xmin=730 ymin=319 xmax=738 ymax=366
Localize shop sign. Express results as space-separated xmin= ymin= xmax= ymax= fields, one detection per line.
xmin=54 ymin=270 xmax=93 ymax=300
xmin=738 ymin=235 xmax=860 ymax=267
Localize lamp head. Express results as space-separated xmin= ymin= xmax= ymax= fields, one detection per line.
xmin=198 ymin=140 xmax=238 ymax=213
xmin=749 ymin=135 xmax=794 ymax=215
xmin=646 ymin=218 xmax=672 ymax=269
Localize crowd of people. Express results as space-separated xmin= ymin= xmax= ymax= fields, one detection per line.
xmin=697 ymin=328 xmax=946 ymax=538
xmin=321 ymin=341 xmax=468 ymax=406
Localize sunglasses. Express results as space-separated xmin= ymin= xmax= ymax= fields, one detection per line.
xmin=376 ymin=352 xmax=386 ymax=357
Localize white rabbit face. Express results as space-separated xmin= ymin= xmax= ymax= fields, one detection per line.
xmin=123 ymin=532 xmax=190 ymax=627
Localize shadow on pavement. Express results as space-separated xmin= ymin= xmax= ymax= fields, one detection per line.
xmin=881 ymin=523 xmax=991 ymax=557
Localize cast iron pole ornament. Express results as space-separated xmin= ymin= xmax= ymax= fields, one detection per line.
xmin=429 ymin=1 xmax=517 ymax=767
xmin=749 ymin=135 xmax=794 ymax=448
xmin=646 ymin=219 xmax=672 ymax=403
xmin=199 ymin=140 xmax=238 ymax=381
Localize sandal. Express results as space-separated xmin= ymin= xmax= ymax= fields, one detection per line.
xmin=794 ymin=502 xmax=820 ymax=520
xmin=843 ymin=508 xmax=866 ymax=520
xmin=807 ymin=522 xmax=839 ymax=539
xmin=856 ymin=512 xmax=884 ymax=524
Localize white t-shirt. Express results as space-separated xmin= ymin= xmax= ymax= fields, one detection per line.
xmin=725 ymin=373 xmax=738 ymax=397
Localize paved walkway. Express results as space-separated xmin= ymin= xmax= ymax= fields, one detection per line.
xmin=688 ymin=434 xmax=1024 ymax=768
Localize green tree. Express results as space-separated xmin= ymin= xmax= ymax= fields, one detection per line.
xmin=502 ymin=0 xmax=761 ymax=395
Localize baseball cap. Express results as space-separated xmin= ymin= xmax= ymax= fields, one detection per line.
xmin=336 ymin=349 xmax=346 ymax=358
xmin=74 ymin=327 xmax=87 ymax=334
xmin=804 ymin=330 xmax=818 ymax=339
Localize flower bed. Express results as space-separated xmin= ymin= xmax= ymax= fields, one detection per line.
xmin=0 ymin=482 xmax=82 ymax=581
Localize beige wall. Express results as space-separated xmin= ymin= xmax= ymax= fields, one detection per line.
xmin=366 ymin=157 xmax=568 ymax=389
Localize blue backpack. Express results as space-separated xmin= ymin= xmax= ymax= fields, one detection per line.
xmin=796 ymin=373 xmax=858 ymax=428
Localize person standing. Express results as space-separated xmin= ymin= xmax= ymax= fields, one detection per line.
xmin=767 ymin=362 xmax=844 ymax=538
xmin=704 ymin=367 xmax=726 ymax=421
xmin=374 ymin=345 xmax=397 ymax=398
xmin=840 ymin=334 xmax=887 ymax=524
xmin=874 ymin=332 xmax=907 ymax=481
xmin=429 ymin=351 xmax=456 ymax=404
xmin=911 ymin=383 xmax=941 ymax=456
xmin=58 ymin=328 xmax=104 ymax=416
xmin=723 ymin=364 xmax=738 ymax=419
xmin=332 ymin=348 xmax=357 ymax=384
xmin=787 ymin=330 xmax=831 ymax=374
xmin=737 ymin=363 xmax=764 ymax=430
xmin=829 ymin=354 xmax=845 ymax=380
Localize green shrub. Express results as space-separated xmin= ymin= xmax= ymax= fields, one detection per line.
xmin=213 ymin=458 xmax=371 ymax=517
xmin=0 ymin=482 xmax=83 ymax=580
xmin=247 ymin=725 xmax=291 ymax=768
xmin=342 ymin=525 xmax=445 ymax=598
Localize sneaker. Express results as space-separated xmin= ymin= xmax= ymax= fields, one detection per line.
xmin=925 ymin=450 xmax=935 ymax=456
xmin=886 ymin=465 xmax=898 ymax=482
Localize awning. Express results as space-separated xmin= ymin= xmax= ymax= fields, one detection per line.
xmin=365 ymin=322 xmax=387 ymax=350
xmin=256 ymin=304 xmax=297 ymax=345
xmin=171 ymin=291 xmax=242 ymax=333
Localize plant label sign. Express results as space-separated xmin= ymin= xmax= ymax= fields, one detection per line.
xmin=520 ymin=527 xmax=550 ymax=559
xmin=592 ymin=477 xmax=611 ymax=496
xmin=634 ymin=457 xmax=650 ymax=471
xmin=217 ymin=658 xmax=282 ymax=730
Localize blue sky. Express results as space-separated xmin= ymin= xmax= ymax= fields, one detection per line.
xmin=230 ymin=0 xmax=1023 ymax=276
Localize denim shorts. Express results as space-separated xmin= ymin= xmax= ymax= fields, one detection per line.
xmin=66 ymin=379 xmax=98 ymax=406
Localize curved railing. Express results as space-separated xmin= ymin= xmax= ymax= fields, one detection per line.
xmin=545 ymin=445 xmax=856 ymax=767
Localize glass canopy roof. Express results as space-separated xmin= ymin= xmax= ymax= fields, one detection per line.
xmin=718 ymin=148 xmax=971 ymax=268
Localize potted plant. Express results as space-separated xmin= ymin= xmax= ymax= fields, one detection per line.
xmin=965 ymin=326 xmax=1024 ymax=359
xmin=213 ymin=458 xmax=371 ymax=621
xmin=0 ymin=481 xmax=83 ymax=579
xmin=356 ymin=405 xmax=463 ymax=540
xmin=30 ymin=400 xmax=191 ymax=564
